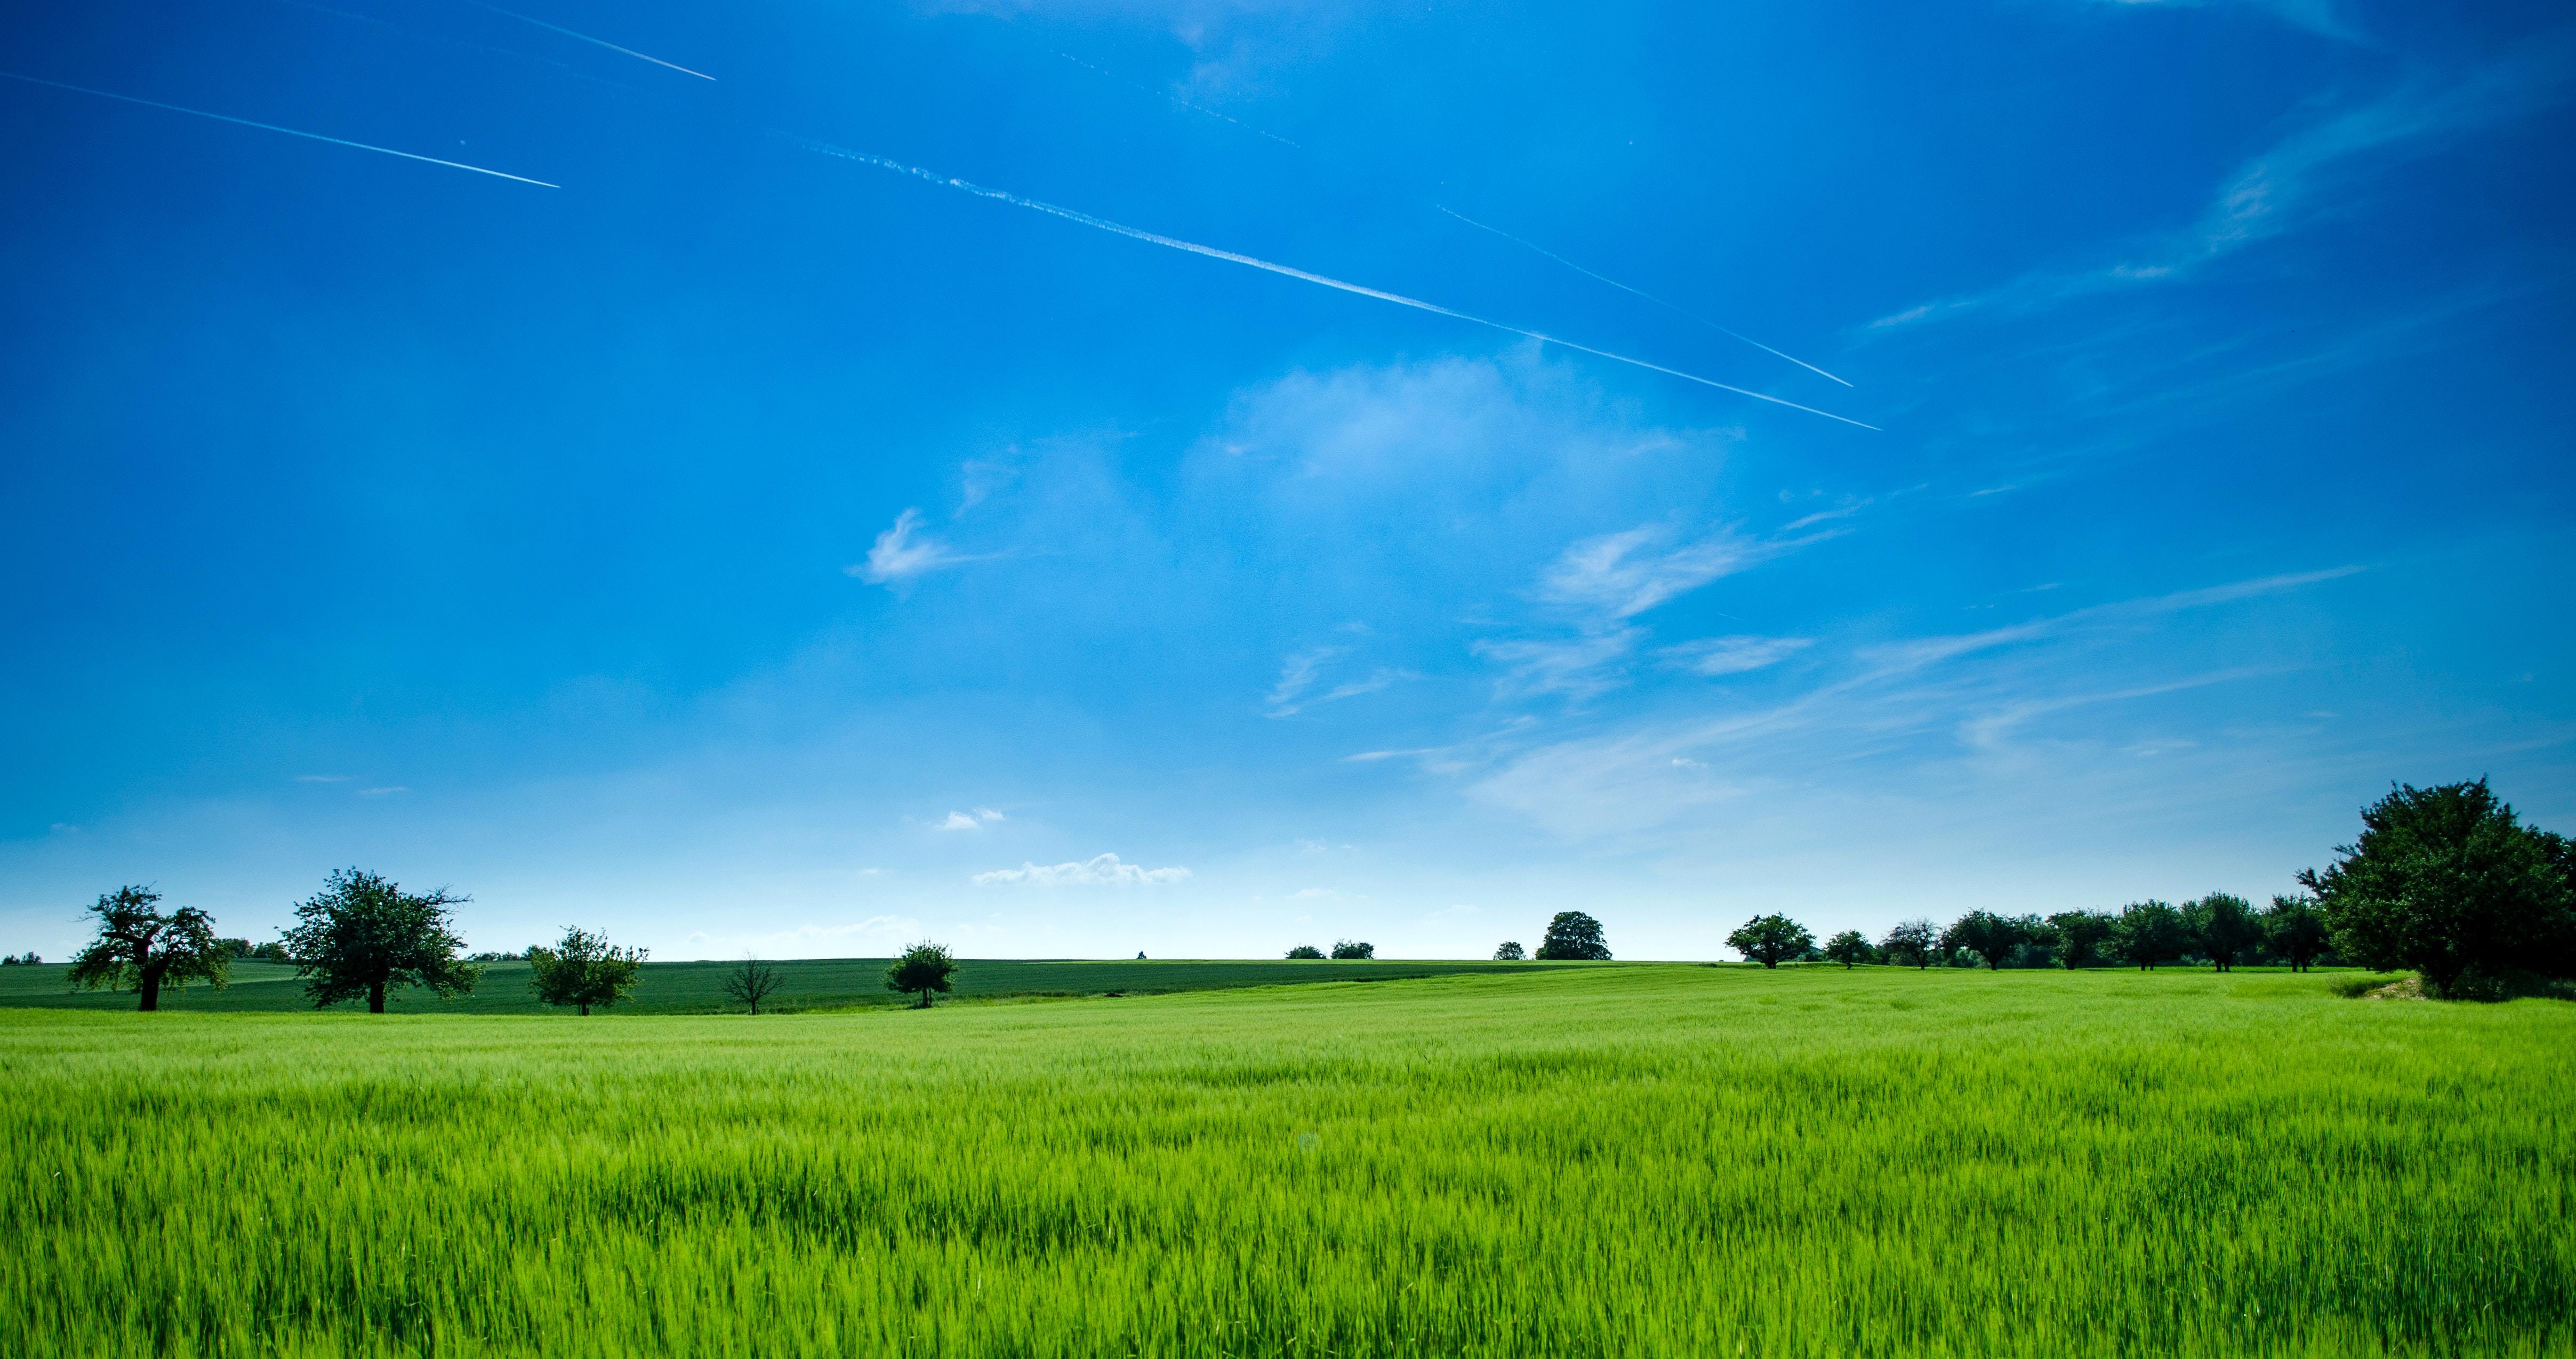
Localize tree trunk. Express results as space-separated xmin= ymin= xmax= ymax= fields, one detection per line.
xmin=139 ymin=970 xmax=161 ymax=1012
xmin=368 ymin=981 xmax=387 ymax=1014
xmin=578 ymin=1002 xmax=590 ymax=1017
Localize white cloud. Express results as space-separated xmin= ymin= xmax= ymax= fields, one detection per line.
xmin=929 ymin=807 xmax=1007 ymax=831
xmin=357 ymin=786 xmax=411 ymax=797
xmin=972 ymin=853 xmax=1191 ymax=886
xmin=1660 ymin=635 xmax=1815 ymax=677
xmin=847 ymin=508 xmax=980 ymax=586
xmin=1541 ymin=524 xmax=1772 ymax=619
xmin=1266 ymin=645 xmax=1413 ymax=716
xmin=294 ymin=774 xmax=348 ymax=784
xmin=1472 ymin=629 xmax=1642 ymax=702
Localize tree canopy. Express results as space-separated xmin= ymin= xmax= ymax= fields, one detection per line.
xmin=1285 ymin=945 xmax=1326 ymax=960
xmin=1821 ymin=930 xmax=1875 ymax=969
xmin=1727 ymin=914 xmax=1811 ymax=969
xmin=1536 ymin=912 xmax=1611 ymax=961
xmin=1330 ymin=940 xmax=1375 ymax=960
xmin=280 ymin=868 xmax=479 ymax=1013
xmin=2262 ymin=894 xmax=2331 ymax=972
xmin=1880 ymin=918 xmax=1939 ymax=970
xmin=2187 ymin=892 xmax=2263 ymax=972
xmin=1942 ymin=912 xmax=2031 ymax=970
xmin=1492 ymin=940 xmax=1526 ymax=961
xmin=2044 ymin=910 xmax=2117 ymax=969
xmin=886 ymin=941 xmax=958 ymax=1008
xmin=2300 ymin=779 xmax=2575 ymax=993
xmin=527 ymin=927 xmax=647 ymax=1016
xmin=2115 ymin=901 xmax=2191 ymax=970
xmin=66 ymin=886 xmax=229 ymax=1012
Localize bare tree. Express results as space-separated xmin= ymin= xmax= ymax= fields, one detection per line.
xmin=725 ymin=956 xmax=783 ymax=1014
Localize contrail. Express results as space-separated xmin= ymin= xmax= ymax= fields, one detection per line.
xmin=787 ymin=135 xmax=1875 ymax=429
xmin=1437 ymin=205 xmax=1853 ymax=388
xmin=1052 ymin=52 xmax=1301 ymax=149
xmin=459 ymin=1 xmax=713 ymax=81
xmin=0 ymin=71 xmax=557 ymax=186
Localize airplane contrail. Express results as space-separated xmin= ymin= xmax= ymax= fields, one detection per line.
xmin=1437 ymin=205 xmax=1853 ymax=388
xmin=0 ymin=71 xmax=557 ymax=186
xmin=459 ymin=1 xmax=714 ymax=81
xmin=785 ymin=134 xmax=1875 ymax=429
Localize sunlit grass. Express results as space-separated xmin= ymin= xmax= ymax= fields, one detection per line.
xmin=2 ymin=966 xmax=2568 ymax=1356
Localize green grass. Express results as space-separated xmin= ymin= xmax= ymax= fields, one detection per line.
xmin=3 ymin=966 xmax=2570 ymax=1357
xmin=0 ymin=955 xmax=1589 ymax=1014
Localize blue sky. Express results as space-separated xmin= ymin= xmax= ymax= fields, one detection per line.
xmin=2 ymin=0 xmax=2569 ymax=961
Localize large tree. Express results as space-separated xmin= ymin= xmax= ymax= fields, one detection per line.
xmin=2044 ymin=910 xmax=2117 ymax=970
xmin=281 ymin=868 xmax=480 ymax=1013
xmin=66 ymin=886 xmax=229 ymax=1012
xmin=527 ymin=927 xmax=647 ymax=1016
xmin=2115 ymin=901 xmax=2192 ymax=970
xmin=1941 ymin=912 xmax=2031 ymax=970
xmin=1880 ymin=918 xmax=1940 ymax=970
xmin=886 ymin=941 xmax=958 ymax=1009
xmin=1821 ymin=930 xmax=1875 ymax=969
xmin=1535 ymin=912 xmax=1611 ymax=961
xmin=1727 ymin=914 xmax=1811 ymax=969
xmin=2187 ymin=893 xmax=2264 ymax=972
xmin=2262 ymin=894 xmax=2331 ymax=972
xmin=2299 ymin=779 xmax=2575 ymax=994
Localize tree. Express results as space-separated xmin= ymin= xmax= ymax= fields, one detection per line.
xmin=2115 ymin=901 xmax=2191 ymax=970
xmin=1821 ymin=930 xmax=1875 ymax=969
xmin=526 ymin=927 xmax=647 ymax=1016
xmin=886 ymin=941 xmax=958 ymax=1008
xmin=1492 ymin=940 xmax=1527 ymax=961
xmin=1285 ymin=944 xmax=1326 ymax=960
xmin=1330 ymin=939 xmax=1375 ymax=959
xmin=2186 ymin=892 xmax=2263 ymax=972
xmin=65 ymin=886 xmax=229 ymax=1012
xmin=1881 ymin=918 xmax=1939 ymax=970
xmin=724 ymin=956 xmax=783 ymax=1014
xmin=2044 ymin=910 xmax=2117 ymax=969
xmin=2300 ymin=780 xmax=2575 ymax=994
xmin=280 ymin=868 xmax=479 ymax=1013
xmin=1727 ymin=914 xmax=1812 ymax=969
xmin=1941 ymin=912 xmax=2031 ymax=970
xmin=1536 ymin=912 xmax=1612 ymax=961
xmin=2262 ymin=894 xmax=2331 ymax=972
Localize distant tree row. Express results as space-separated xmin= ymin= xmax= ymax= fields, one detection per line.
xmin=1285 ymin=912 xmax=1614 ymax=964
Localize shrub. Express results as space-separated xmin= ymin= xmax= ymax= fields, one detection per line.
xmin=1286 ymin=945 xmax=1326 ymax=960
xmin=1329 ymin=940 xmax=1375 ymax=960
xmin=1492 ymin=941 xmax=1526 ymax=961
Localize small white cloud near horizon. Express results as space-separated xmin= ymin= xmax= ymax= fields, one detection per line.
xmin=973 ymin=853 xmax=1191 ymax=886
xmin=847 ymin=508 xmax=983 ymax=586
xmin=935 ymin=808 xmax=1008 ymax=831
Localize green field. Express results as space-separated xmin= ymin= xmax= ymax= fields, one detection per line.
xmin=4 ymin=965 xmax=2571 ymax=1357
xmin=0 ymin=955 xmax=1580 ymax=1014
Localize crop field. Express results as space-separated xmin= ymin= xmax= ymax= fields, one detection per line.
xmin=0 ymin=955 xmax=1580 ymax=1014
xmin=3 ymin=965 xmax=2571 ymax=1358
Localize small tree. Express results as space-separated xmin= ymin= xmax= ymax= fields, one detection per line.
xmin=887 ymin=941 xmax=958 ymax=1008
xmin=281 ymin=868 xmax=479 ymax=1013
xmin=725 ymin=956 xmax=783 ymax=1014
xmin=1286 ymin=944 xmax=1326 ymax=960
xmin=1880 ymin=918 xmax=1939 ymax=970
xmin=66 ymin=886 xmax=229 ymax=1012
xmin=1492 ymin=940 xmax=1527 ymax=961
xmin=1727 ymin=914 xmax=1812 ymax=969
xmin=1821 ymin=929 xmax=1874 ymax=969
xmin=2115 ymin=901 xmax=2191 ymax=970
xmin=1330 ymin=939 xmax=1375 ymax=959
xmin=1941 ymin=912 xmax=2029 ymax=970
xmin=2262 ymin=894 xmax=2331 ymax=972
xmin=2186 ymin=892 xmax=2262 ymax=972
xmin=2300 ymin=779 xmax=2575 ymax=994
xmin=526 ymin=927 xmax=647 ymax=1016
xmin=2045 ymin=910 xmax=2117 ymax=969
xmin=1536 ymin=912 xmax=1611 ymax=961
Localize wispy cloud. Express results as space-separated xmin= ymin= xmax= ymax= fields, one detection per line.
xmin=1473 ymin=630 xmax=1642 ymax=702
xmin=1857 ymin=566 xmax=2362 ymax=674
xmin=1540 ymin=524 xmax=1779 ymax=619
xmin=356 ymin=786 xmax=411 ymax=797
xmin=847 ymin=508 xmax=982 ymax=585
xmin=935 ymin=808 xmax=1007 ymax=831
xmin=1660 ymin=635 xmax=1814 ymax=676
xmin=1872 ymin=48 xmax=2571 ymax=327
xmin=1266 ymin=645 xmax=1414 ymax=716
xmin=294 ymin=774 xmax=349 ymax=784
xmin=972 ymin=853 xmax=1191 ymax=885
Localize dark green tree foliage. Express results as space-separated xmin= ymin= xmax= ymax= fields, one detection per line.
xmin=1536 ymin=912 xmax=1611 ymax=961
xmin=1880 ymin=918 xmax=1939 ymax=970
xmin=2262 ymin=894 xmax=2331 ymax=972
xmin=1941 ymin=912 xmax=2031 ymax=970
xmin=1285 ymin=945 xmax=1326 ymax=960
xmin=1492 ymin=941 xmax=1526 ymax=961
xmin=526 ymin=928 xmax=647 ymax=1016
xmin=2187 ymin=892 xmax=2263 ymax=972
xmin=1329 ymin=940 xmax=1375 ymax=960
xmin=725 ymin=956 xmax=783 ymax=1014
xmin=886 ymin=941 xmax=958 ymax=1008
xmin=2044 ymin=910 xmax=2117 ymax=969
xmin=2299 ymin=779 xmax=2576 ymax=993
xmin=66 ymin=886 xmax=229 ymax=1012
xmin=281 ymin=868 xmax=479 ymax=1013
xmin=1821 ymin=930 xmax=1875 ymax=969
xmin=2116 ymin=901 xmax=2192 ymax=970
xmin=1727 ymin=915 xmax=1812 ymax=969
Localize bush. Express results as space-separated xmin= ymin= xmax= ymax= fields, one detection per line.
xmin=1492 ymin=941 xmax=1526 ymax=961
xmin=1285 ymin=945 xmax=1326 ymax=960
xmin=1329 ymin=940 xmax=1374 ymax=960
